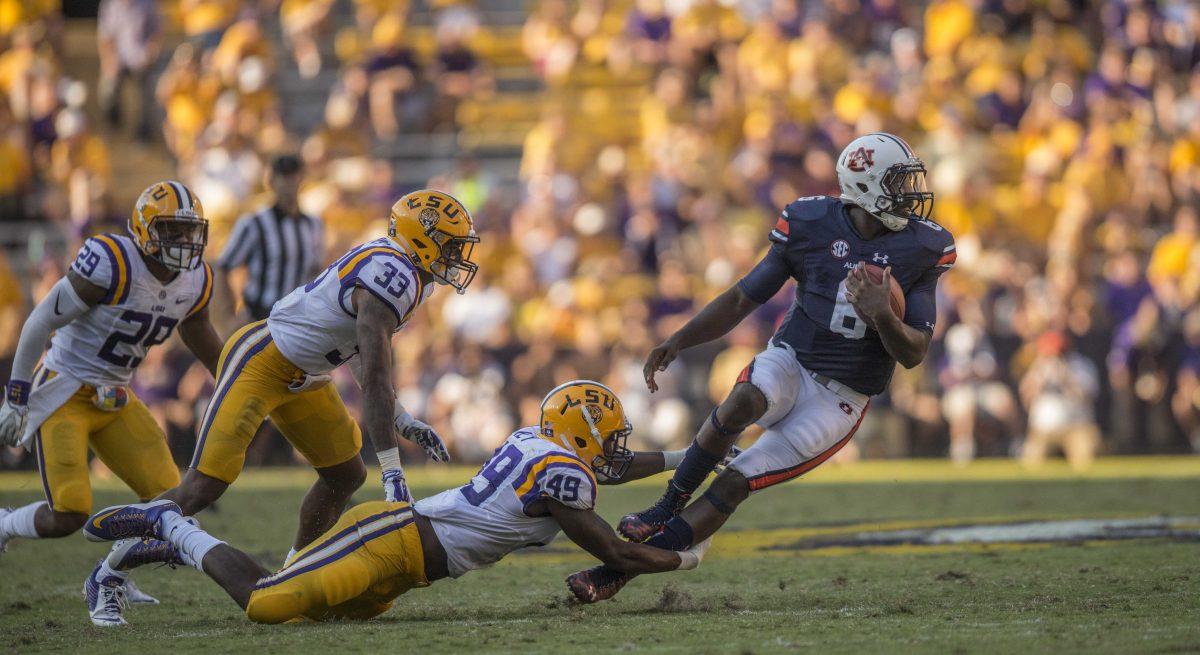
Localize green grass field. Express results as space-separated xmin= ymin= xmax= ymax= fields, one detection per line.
xmin=2 ymin=458 xmax=1199 ymax=654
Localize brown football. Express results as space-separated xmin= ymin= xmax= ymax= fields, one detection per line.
xmin=864 ymin=264 xmax=905 ymax=318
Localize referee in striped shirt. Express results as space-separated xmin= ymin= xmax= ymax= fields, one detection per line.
xmin=214 ymin=155 xmax=325 ymax=330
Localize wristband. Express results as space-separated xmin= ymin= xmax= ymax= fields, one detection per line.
xmin=377 ymin=446 xmax=402 ymax=471
xmin=676 ymin=550 xmax=700 ymax=570
xmin=393 ymin=401 xmax=414 ymax=429
xmin=6 ymin=380 xmax=31 ymax=407
xmin=662 ymin=448 xmax=687 ymax=470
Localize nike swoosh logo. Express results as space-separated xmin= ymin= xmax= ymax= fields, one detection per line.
xmin=176 ymin=298 xmax=189 ymax=304
xmin=91 ymin=508 xmax=121 ymax=530
xmin=53 ymin=292 xmax=62 ymax=315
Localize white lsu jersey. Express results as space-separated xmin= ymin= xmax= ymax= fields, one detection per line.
xmin=268 ymin=238 xmax=431 ymax=375
xmin=414 ymin=427 xmax=598 ymax=578
xmin=42 ymin=234 xmax=213 ymax=387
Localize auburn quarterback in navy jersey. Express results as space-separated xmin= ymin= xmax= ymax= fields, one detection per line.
xmin=568 ymin=133 xmax=956 ymax=603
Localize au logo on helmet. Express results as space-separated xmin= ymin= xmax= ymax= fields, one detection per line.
xmin=845 ymin=147 xmax=875 ymax=172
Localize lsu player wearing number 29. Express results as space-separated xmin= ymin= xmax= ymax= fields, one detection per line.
xmin=82 ymin=381 xmax=714 ymax=624
xmin=0 ymin=181 xmax=224 ymax=622
xmin=97 ymin=190 xmax=478 ymax=617
xmin=567 ymin=133 xmax=956 ymax=603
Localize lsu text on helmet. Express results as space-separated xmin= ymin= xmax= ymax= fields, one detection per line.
xmin=388 ymin=189 xmax=479 ymax=294
xmin=539 ymin=380 xmax=633 ymax=481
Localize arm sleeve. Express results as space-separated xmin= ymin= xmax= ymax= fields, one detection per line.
xmin=736 ymin=247 xmax=793 ymax=304
xmin=217 ymin=215 xmax=258 ymax=270
xmin=10 ymin=277 xmax=91 ymax=383
xmin=903 ymin=266 xmax=947 ymax=333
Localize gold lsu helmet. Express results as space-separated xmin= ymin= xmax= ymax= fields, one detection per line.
xmin=540 ymin=380 xmax=633 ymax=480
xmin=129 ymin=180 xmax=208 ymax=271
xmin=388 ymin=189 xmax=479 ymax=294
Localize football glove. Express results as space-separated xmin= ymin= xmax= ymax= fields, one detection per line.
xmin=393 ymin=402 xmax=450 ymax=462
xmin=0 ymin=381 xmax=31 ymax=448
xmin=381 ymin=468 xmax=411 ymax=503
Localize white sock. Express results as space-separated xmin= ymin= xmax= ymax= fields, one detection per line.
xmin=96 ymin=558 xmax=129 ymax=580
xmin=284 ymin=547 xmax=298 ymax=565
xmin=159 ymin=511 xmax=224 ymax=572
xmin=0 ymin=501 xmax=45 ymax=539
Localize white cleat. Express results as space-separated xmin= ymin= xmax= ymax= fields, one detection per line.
xmin=84 ymin=561 xmax=128 ymax=627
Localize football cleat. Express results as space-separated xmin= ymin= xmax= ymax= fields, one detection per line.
xmin=108 ymin=537 xmax=185 ymax=572
xmin=84 ymin=562 xmax=129 ymax=627
xmin=84 ymin=499 xmax=181 ymax=542
xmin=566 ymin=565 xmax=633 ymax=604
xmin=618 ymin=484 xmax=690 ymax=542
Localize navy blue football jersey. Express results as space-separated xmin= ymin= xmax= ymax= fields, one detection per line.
xmin=737 ymin=196 xmax=955 ymax=395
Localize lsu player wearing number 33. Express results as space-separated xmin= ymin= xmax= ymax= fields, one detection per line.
xmin=0 ymin=181 xmax=224 ymax=619
xmin=568 ymin=133 xmax=956 ymax=602
xmin=89 ymin=190 xmax=477 ymax=626
xmin=82 ymin=381 xmax=715 ymax=624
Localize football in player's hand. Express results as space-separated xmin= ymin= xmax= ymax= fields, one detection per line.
xmin=864 ymin=264 xmax=905 ymax=318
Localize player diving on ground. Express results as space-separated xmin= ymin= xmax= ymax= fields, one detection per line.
xmin=87 ymin=189 xmax=480 ymax=626
xmin=83 ymin=381 xmax=714 ymax=623
xmin=568 ymin=133 xmax=957 ymax=602
xmin=0 ymin=181 xmax=224 ymax=622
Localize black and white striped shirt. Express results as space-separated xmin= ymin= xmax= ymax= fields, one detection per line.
xmin=217 ymin=206 xmax=324 ymax=319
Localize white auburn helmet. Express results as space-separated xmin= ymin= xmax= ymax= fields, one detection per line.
xmin=836 ymin=132 xmax=934 ymax=231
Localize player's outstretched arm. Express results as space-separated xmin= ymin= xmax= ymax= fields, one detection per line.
xmin=597 ymin=446 xmax=742 ymax=485
xmin=178 ymin=304 xmax=223 ymax=377
xmin=548 ymin=501 xmax=709 ymax=574
xmin=0 ymin=271 xmax=102 ymax=446
xmin=644 ymin=285 xmax=762 ymax=392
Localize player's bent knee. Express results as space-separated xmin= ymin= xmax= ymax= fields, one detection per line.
xmin=173 ymin=470 xmax=230 ymax=514
xmin=317 ymin=457 xmax=367 ymax=494
xmin=42 ymin=510 xmax=87 ymax=537
xmin=722 ymin=383 xmax=769 ymax=427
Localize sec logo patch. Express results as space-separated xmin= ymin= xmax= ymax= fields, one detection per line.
xmin=830 ymin=239 xmax=850 ymax=259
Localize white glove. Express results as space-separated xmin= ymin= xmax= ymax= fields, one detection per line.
xmin=0 ymin=381 xmax=31 ymax=448
xmin=393 ymin=402 xmax=450 ymax=462
xmin=381 ymin=468 xmax=411 ymax=503
xmin=675 ymin=536 xmax=713 ymax=571
xmin=288 ymin=373 xmax=333 ymax=394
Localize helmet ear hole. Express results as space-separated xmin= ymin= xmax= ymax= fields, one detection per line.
xmin=574 ymin=437 xmax=588 ymax=449
xmin=857 ymin=183 xmax=869 ymax=193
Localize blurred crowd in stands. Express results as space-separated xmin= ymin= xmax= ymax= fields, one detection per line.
xmin=2 ymin=0 xmax=1200 ymax=473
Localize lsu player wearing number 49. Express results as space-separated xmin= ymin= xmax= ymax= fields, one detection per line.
xmin=568 ymin=133 xmax=956 ymax=602
xmin=82 ymin=381 xmax=716 ymax=624
xmin=0 ymin=181 xmax=225 ymax=619
xmin=88 ymin=189 xmax=478 ymax=626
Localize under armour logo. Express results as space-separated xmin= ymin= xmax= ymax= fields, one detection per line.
xmin=873 ymin=253 xmax=889 ymax=265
